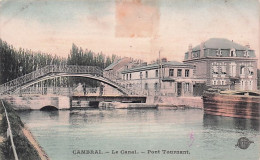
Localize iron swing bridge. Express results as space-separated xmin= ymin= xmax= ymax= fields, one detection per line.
xmin=0 ymin=65 xmax=139 ymax=96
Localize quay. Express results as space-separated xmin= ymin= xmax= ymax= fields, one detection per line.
xmin=1 ymin=94 xmax=203 ymax=110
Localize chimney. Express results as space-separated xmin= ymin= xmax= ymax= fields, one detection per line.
xmin=188 ymin=44 xmax=192 ymax=59
xmin=200 ymin=42 xmax=205 ymax=58
xmin=245 ymin=43 xmax=250 ymax=49
xmin=141 ymin=62 xmax=147 ymax=66
xmin=161 ymin=58 xmax=167 ymax=62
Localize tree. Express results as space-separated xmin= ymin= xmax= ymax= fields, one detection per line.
xmin=0 ymin=39 xmax=65 ymax=84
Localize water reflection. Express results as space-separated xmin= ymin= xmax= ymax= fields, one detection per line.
xmin=203 ymin=113 xmax=259 ymax=131
xmin=18 ymin=109 xmax=260 ymax=160
xmin=18 ymin=110 xmax=59 ymax=121
xmin=204 ymin=99 xmax=260 ymax=120
xmin=19 ymin=109 xmax=259 ymax=132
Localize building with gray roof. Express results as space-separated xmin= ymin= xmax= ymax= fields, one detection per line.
xmin=183 ymin=38 xmax=258 ymax=91
xmin=121 ymin=59 xmax=197 ymax=96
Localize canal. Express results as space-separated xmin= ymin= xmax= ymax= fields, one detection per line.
xmin=18 ymin=109 xmax=260 ymax=160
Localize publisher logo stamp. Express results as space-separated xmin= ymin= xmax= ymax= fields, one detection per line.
xmin=235 ymin=137 xmax=254 ymax=149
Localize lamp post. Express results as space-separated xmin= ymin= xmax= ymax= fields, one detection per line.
xmin=140 ymin=72 xmax=143 ymax=94
xmin=19 ymin=66 xmax=23 ymax=96
xmin=158 ymin=50 xmax=161 ymax=93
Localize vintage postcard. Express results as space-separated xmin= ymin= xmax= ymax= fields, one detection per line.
xmin=0 ymin=0 xmax=259 ymax=160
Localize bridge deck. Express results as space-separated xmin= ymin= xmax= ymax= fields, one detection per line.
xmin=71 ymin=95 xmax=147 ymax=103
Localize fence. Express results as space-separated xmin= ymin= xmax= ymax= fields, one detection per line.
xmin=1 ymin=100 xmax=19 ymax=160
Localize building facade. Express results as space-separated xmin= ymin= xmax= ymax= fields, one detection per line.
xmin=104 ymin=57 xmax=132 ymax=81
xmin=183 ymin=38 xmax=258 ymax=91
xmin=121 ymin=61 xmax=195 ymax=96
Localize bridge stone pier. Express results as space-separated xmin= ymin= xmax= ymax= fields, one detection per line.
xmin=2 ymin=95 xmax=70 ymax=110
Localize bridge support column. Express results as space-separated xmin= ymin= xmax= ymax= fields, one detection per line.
xmin=58 ymin=96 xmax=70 ymax=110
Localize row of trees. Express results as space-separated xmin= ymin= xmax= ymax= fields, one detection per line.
xmin=0 ymin=39 xmax=118 ymax=85
xmin=67 ymin=43 xmax=118 ymax=69
xmin=66 ymin=43 xmax=119 ymax=86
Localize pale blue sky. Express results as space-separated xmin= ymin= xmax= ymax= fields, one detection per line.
xmin=0 ymin=0 xmax=259 ymax=66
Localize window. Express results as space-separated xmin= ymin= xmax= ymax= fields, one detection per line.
xmin=221 ymin=80 xmax=225 ymax=85
xmin=231 ymin=51 xmax=234 ymax=57
xmin=249 ymin=81 xmax=253 ymax=90
xmin=155 ymin=70 xmax=159 ymax=77
xmin=230 ymin=48 xmax=236 ymax=57
xmin=193 ymin=65 xmax=196 ymax=75
xmin=145 ymin=83 xmax=148 ymax=90
xmin=123 ymin=74 xmax=125 ymax=80
xmin=126 ymin=74 xmax=128 ymax=80
xmin=220 ymin=66 xmax=226 ymax=74
xmin=193 ymin=52 xmax=199 ymax=58
xmin=185 ymin=70 xmax=189 ymax=77
xmin=244 ymin=51 xmax=249 ymax=57
xmin=170 ymin=82 xmax=173 ymax=87
xmin=216 ymin=48 xmax=222 ymax=56
xmin=169 ymin=69 xmax=174 ymax=77
xmin=145 ymin=71 xmax=148 ymax=78
xmin=184 ymin=83 xmax=190 ymax=92
xmin=212 ymin=65 xmax=218 ymax=74
xmin=241 ymin=80 xmax=245 ymax=90
xmin=213 ymin=80 xmax=217 ymax=85
xmin=130 ymin=74 xmax=132 ymax=80
xmin=240 ymin=66 xmax=245 ymax=75
xmin=140 ymin=72 xmax=143 ymax=79
xmin=230 ymin=62 xmax=236 ymax=77
xmin=248 ymin=67 xmax=254 ymax=75
xmin=177 ymin=69 xmax=182 ymax=77
xmin=154 ymin=83 xmax=159 ymax=91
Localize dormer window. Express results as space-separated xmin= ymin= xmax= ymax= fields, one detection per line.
xmin=230 ymin=48 xmax=236 ymax=57
xmin=216 ymin=48 xmax=222 ymax=56
xmin=192 ymin=52 xmax=199 ymax=58
xmin=244 ymin=50 xmax=249 ymax=57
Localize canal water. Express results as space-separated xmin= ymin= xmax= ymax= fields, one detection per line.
xmin=18 ymin=109 xmax=260 ymax=160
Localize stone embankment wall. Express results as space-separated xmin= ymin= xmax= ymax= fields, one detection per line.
xmin=2 ymin=95 xmax=70 ymax=110
xmin=146 ymin=96 xmax=203 ymax=108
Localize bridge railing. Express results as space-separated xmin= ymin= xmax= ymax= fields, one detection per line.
xmin=101 ymin=76 xmax=142 ymax=95
xmin=0 ymin=65 xmax=142 ymax=96
xmin=0 ymin=65 xmax=103 ymax=94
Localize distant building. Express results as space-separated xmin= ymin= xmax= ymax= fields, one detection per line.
xmin=104 ymin=57 xmax=132 ymax=81
xmin=121 ymin=60 xmax=195 ymax=96
xmin=102 ymin=57 xmax=132 ymax=95
xmin=183 ymin=38 xmax=258 ymax=91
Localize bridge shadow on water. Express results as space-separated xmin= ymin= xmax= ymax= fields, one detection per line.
xmin=40 ymin=105 xmax=59 ymax=111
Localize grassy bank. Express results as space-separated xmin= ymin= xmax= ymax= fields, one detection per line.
xmin=0 ymin=100 xmax=41 ymax=160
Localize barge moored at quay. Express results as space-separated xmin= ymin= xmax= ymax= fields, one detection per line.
xmin=203 ymin=90 xmax=260 ymax=120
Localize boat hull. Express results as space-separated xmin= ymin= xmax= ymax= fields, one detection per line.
xmin=203 ymin=92 xmax=260 ymax=120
